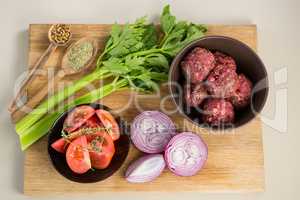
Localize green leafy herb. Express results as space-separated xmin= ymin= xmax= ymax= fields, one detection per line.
xmin=159 ymin=6 xmax=207 ymax=56
xmin=98 ymin=17 xmax=157 ymax=62
xmin=160 ymin=5 xmax=176 ymax=35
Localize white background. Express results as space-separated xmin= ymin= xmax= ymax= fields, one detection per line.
xmin=0 ymin=0 xmax=299 ymax=199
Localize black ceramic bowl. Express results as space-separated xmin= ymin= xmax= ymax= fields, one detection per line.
xmin=47 ymin=103 xmax=130 ymax=183
xmin=169 ymin=36 xmax=269 ymax=129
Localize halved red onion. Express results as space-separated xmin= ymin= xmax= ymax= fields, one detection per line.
xmin=131 ymin=111 xmax=176 ymax=153
xmin=125 ymin=154 xmax=166 ymax=183
xmin=164 ymin=132 xmax=208 ymax=176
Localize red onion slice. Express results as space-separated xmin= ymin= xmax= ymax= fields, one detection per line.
xmin=125 ymin=154 xmax=166 ymax=183
xmin=131 ymin=111 xmax=176 ymax=153
xmin=164 ymin=132 xmax=208 ymax=176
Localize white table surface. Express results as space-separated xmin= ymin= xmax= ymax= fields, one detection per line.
xmin=0 ymin=0 xmax=299 ymax=199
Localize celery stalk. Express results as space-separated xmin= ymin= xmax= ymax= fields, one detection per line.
xmin=19 ymin=112 xmax=62 ymax=150
xmin=15 ymin=68 xmax=111 ymax=135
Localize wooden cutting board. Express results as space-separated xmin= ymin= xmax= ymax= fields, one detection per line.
xmin=18 ymin=24 xmax=264 ymax=195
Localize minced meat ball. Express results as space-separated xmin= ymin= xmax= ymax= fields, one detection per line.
xmin=206 ymin=64 xmax=238 ymax=98
xmin=230 ymin=74 xmax=253 ymax=108
xmin=181 ymin=47 xmax=216 ymax=83
xmin=184 ymin=83 xmax=208 ymax=107
xmin=202 ymin=99 xmax=235 ymax=125
xmin=214 ymin=51 xmax=237 ymax=70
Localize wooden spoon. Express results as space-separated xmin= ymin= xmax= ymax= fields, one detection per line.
xmin=11 ymin=37 xmax=99 ymax=118
xmin=8 ymin=24 xmax=72 ymax=112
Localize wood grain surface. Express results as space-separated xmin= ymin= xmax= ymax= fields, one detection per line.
xmin=19 ymin=24 xmax=264 ymax=195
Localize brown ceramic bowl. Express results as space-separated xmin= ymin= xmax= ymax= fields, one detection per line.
xmin=168 ymin=36 xmax=269 ymax=129
xmin=47 ymin=103 xmax=130 ymax=183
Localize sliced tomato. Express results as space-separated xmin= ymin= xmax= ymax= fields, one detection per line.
xmin=83 ymin=115 xmax=101 ymax=128
xmin=95 ymin=109 xmax=120 ymax=141
xmin=51 ymin=138 xmax=68 ymax=153
xmin=63 ymin=105 xmax=95 ymax=133
xmin=87 ymin=132 xmax=115 ymax=169
xmin=66 ymin=136 xmax=91 ymax=174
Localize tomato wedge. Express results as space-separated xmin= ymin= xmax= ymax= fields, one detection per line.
xmin=83 ymin=115 xmax=101 ymax=128
xmin=95 ymin=109 xmax=120 ymax=141
xmin=63 ymin=105 xmax=95 ymax=133
xmin=51 ymin=138 xmax=68 ymax=153
xmin=87 ymin=132 xmax=115 ymax=169
xmin=66 ymin=136 xmax=91 ymax=174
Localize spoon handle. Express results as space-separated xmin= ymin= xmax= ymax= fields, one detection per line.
xmin=8 ymin=43 xmax=57 ymax=112
xmin=11 ymin=70 xmax=66 ymax=119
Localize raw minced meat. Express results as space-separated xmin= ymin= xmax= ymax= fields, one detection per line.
xmin=181 ymin=47 xmax=216 ymax=83
xmin=180 ymin=46 xmax=253 ymax=126
xmin=206 ymin=64 xmax=238 ymax=98
xmin=184 ymin=83 xmax=208 ymax=107
xmin=214 ymin=51 xmax=237 ymax=70
xmin=230 ymin=74 xmax=253 ymax=108
xmin=202 ymin=99 xmax=234 ymax=125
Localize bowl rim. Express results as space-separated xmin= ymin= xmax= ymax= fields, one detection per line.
xmin=168 ymin=35 xmax=269 ymax=130
xmin=47 ymin=103 xmax=130 ymax=183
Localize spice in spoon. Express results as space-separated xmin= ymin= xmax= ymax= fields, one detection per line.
xmin=66 ymin=41 xmax=94 ymax=71
xmin=49 ymin=24 xmax=71 ymax=45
